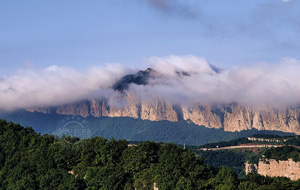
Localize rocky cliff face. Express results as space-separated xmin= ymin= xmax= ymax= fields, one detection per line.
xmin=26 ymin=67 xmax=300 ymax=134
xmin=27 ymin=92 xmax=300 ymax=134
xmin=246 ymin=158 xmax=300 ymax=180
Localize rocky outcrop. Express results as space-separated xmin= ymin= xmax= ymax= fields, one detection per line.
xmin=182 ymin=105 xmax=223 ymax=129
xmin=246 ymin=158 xmax=300 ymax=180
xmin=26 ymin=107 xmax=51 ymax=114
xmin=56 ymin=101 xmax=90 ymax=118
xmin=27 ymin=92 xmax=300 ymax=134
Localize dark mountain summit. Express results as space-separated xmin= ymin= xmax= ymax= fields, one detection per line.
xmin=113 ymin=68 xmax=156 ymax=91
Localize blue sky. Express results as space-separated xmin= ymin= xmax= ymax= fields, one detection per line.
xmin=1 ymin=0 xmax=300 ymax=75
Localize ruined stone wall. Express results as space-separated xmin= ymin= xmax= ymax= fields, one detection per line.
xmin=246 ymin=158 xmax=300 ymax=180
xmin=258 ymin=158 xmax=300 ymax=180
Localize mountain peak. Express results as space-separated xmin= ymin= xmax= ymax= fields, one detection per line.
xmin=112 ymin=68 xmax=156 ymax=91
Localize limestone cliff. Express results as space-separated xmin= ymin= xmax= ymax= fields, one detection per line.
xmin=25 ymin=67 xmax=300 ymax=134
xmin=26 ymin=107 xmax=51 ymax=114
xmin=26 ymin=93 xmax=300 ymax=134
xmin=246 ymin=158 xmax=300 ymax=180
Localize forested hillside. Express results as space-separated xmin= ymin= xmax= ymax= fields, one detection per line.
xmin=1 ymin=119 xmax=300 ymax=189
xmin=0 ymin=110 xmax=294 ymax=146
xmin=194 ymin=134 xmax=300 ymax=180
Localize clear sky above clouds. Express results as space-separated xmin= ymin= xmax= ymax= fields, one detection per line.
xmin=1 ymin=0 xmax=299 ymax=75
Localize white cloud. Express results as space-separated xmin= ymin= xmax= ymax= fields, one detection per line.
xmin=1 ymin=55 xmax=300 ymax=111
xmin=0 ymin=64 xmax=131 ymax=110
xmin=133 ymin=55 xmax=300 ymax=107
xmin=147 ymin=55 xmax=217 ymax=77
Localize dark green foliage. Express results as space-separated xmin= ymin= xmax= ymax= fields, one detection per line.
xmin=241 ymin=173 xmax=300 ymax=190
xmin=0 ymin=119 xmax=213 ymax=189
xmin=264 ymin=146 xmax=300 ymax=162
xmin=214 ymin=167 xmax=239 ymax=190
xmin=0 ymin=120 xmax=87 ymax=189
xmin=238 ymin=181 xmax=260 ymax=190
xmin=284 ymin=136 xmax=300 ymax=146
xmin=244 ymin=173 xmax=273 ymax=186
xmin=197 ymin=150 xmax=247 ymax=179
xmin=1 ymin=119 xmax=300 ymax=189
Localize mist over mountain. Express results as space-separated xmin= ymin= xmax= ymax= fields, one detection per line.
xmin=2 ymin=55 xmax=300 ymax=134
xmin=2 ymin=55 xmax=300 ymax=111
xmin=113 ymin=68 xmax=156 ymax=92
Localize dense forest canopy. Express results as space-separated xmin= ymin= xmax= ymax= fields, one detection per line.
xmin=1 ymin=119 xmax=300 ymax=189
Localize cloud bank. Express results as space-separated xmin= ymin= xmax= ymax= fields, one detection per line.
xmin=0 ymin=64 xmax=131 ymax=110
xmin=136 ymin=55 xmax=300 ymax=107
xmin=1 ymin=55 xmax=300 ymax=111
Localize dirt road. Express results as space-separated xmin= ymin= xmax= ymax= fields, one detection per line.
xmin=200 ymin=144 xmax=282 ymax=151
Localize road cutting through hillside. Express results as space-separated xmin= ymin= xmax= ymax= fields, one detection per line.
xmin=200 ymin=144 xmax=283 ymax=151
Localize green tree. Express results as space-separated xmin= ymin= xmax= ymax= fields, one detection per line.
xmin=176 ymin=177 xmax=192 ymax=190
xmin=238 ymin=181 xmax=260 ymax=190
xmin=214 ymin=167 xmax=239 ymax=190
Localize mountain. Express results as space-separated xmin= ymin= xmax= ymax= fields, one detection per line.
xmin=112 ymin=68 xmax=156 ymax=91
xmin=0 ymin=65 xmax=296 ymax=145
xmin=22 ymin=68 xmax=300 ymax=135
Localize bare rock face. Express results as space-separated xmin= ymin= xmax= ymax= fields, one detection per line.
xmin=252 ymin=112 xmax=265 ymax=131
xmin=56 ymin=101 xmax=90 ymax=118
xmin=223 ymin=104 xmax=254 ymax=131
xmin=90 ymin=99 xmax=102 ymax=117
xmin=182 ymin=105 xmax=223 ymax=129
xmin=26 ymin=107 xmax=51 ymax=114
xmin=28 ymin=91 xmax=300 ymax=134
xmin=259 ymin=108 xmax=300 ymax=133
xmin=246 ymin=158 xmax=300 ymax=180
xmin=140 ymin=99 xmax=178 ymax=121
xmin=108 ymin=93 xmax=139 ymax=118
